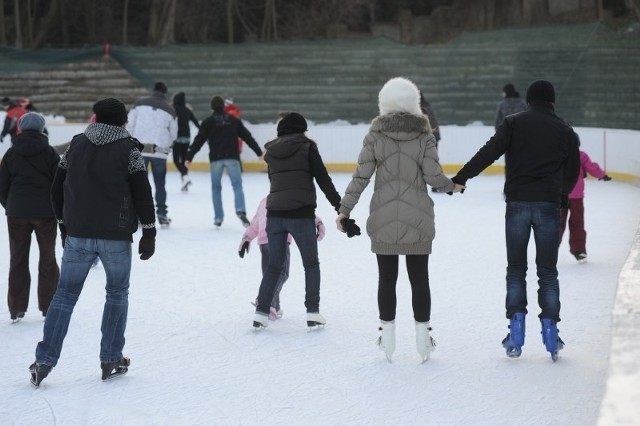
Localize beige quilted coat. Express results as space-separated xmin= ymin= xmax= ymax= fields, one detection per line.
xmin=339 ymin=113 xmax=454 ymax=255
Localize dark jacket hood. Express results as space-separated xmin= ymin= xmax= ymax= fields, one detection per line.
xmin=84 ymin=122 xmax=131 ymax=145
xmin=11 ymin=131 xmax=50 ymax=157
xmin=173 ymin=92 xmax=186 ymax=107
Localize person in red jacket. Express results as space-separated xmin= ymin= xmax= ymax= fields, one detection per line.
xmin=224 ymin=97 xmax=244 ymax=156
xmin=559 ymin=143 xmax=611 ymax=263
xmin=1 ymin=98 xmax=27 ymax=142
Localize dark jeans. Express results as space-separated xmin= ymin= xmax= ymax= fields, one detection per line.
xmin=36 ymin=237 xmax=132 ymax=366
xmin=7 ymin=217 xmax=59 ymax=316
xmin=559 ymin=198 xmax=586 ymax=254
xmin=144 ymin=156 xmax=167 ymax=216
xmin=172 ymin=142 xmax=189 ymax=176
xmin=376 ymin=254 xmax=431 ymax=323
xmin=256 ymin=217 xmax=319 ymax=314
xmin=505 ymin=201 xmax=561 ymax=322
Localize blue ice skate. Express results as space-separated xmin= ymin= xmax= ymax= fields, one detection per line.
xmin=501 ymin=312 xmax=526 ymax=358
xmin=541 ymin=318 xmax=564 ymax=362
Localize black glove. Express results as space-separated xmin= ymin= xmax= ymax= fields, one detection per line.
xmin=138 ymin=227 xmax=156 ymax=260
xmin=447 ymin=175 xmax=466 ymax=195
xmin=58 ymin=223 xmax=67 ymax=248
xmin=238 ymin=240 xmax=250 ymax=258
xmin=599 ymin=175 xmax=611 ymax=181
xmin=340 ymin=217 xmax=361 ymax=238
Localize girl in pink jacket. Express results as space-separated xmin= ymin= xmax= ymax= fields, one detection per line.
xmin=560 ymin=150 xmax=611 ymax=262
xmin=238 ymin=197 xmax=326 ymax=319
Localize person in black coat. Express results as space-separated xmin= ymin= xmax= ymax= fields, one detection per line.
xmin=450 ymin=80 xmax=580 ymax=361
xmin=172 ymin=92 xmax=199 ymax=192
xmin=0 ymin=112 xmax=60 ymax=321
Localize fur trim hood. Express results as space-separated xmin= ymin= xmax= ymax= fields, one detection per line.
xmin=378 ymin=77 xmax=423 ymax=116
xmin=370 ymin=113 xmax=431 ymax=135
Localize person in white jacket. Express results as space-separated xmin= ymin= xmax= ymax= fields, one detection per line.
xmin=127 ymin=81 xmax=178 ymax=225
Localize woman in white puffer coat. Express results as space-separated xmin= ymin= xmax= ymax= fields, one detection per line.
xmin=336 ymin=77 xmax=465 ymax=363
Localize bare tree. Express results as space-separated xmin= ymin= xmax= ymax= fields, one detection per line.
xmin=123 ymin=0 xmax=129 ymax=45
xmin=227 ymin=0 xmax=235 ymax=43
xmin=262 ymin=0 xmax=277 ymax=40
xmin=13 ymin=0 xmax=22 ymax=47
xmin=0 ymin=0 xmax=6 ymax=45
xmin=148 ymin=0 xmax=176 ymax=46
xmin=625 ymin=0 xmax=640 ymax=19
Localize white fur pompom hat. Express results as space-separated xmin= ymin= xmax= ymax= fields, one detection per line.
xmin=378 ymin=77 xmax=422 ymax=116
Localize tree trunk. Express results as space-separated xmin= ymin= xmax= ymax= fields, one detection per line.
xmin=32 ymin=0 xmax=59 ymax=48
xmin=59 ymin=0 xmax=69 ymax=47
xmin=0 ymin=0 xmax=6 ymax=45
xmin=123 ymin=0 xmax=129 ymax=45
xmin=227 ymin=0 xmax=235 ymax=43
xmin=148 ymin=0 xmax=176 ymax=46
xmin=14 ymin=0 xmax=22 ymax=48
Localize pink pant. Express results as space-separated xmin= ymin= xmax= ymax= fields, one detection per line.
xmin=560 ymin=198 xmax=586 ymax=254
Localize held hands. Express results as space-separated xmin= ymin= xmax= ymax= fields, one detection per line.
xmin=447 ymin=176 xmax=467 ymax=195
xmin=238 ymin=239 xmax=250 ymax=258
xmin=336 ymin=213 xmax=361 ymax=238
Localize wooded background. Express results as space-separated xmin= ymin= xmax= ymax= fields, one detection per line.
xmin=0 ymin=0 xmax=638 ymax=48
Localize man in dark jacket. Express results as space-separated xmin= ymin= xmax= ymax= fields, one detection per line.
xmin=450 ymin=80 xmax=580 ymax=362
xmin=29 ymin=98 xmax=157 ymax=387
xmin=252 ymin=112 xmax=342 ymax=329
xmin=185 ymin=95 xmax=263 ymax=228
xmin=0 ymin=112 xmax=60 ymax=322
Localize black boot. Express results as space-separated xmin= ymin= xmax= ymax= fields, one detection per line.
xmin=101 ymin=357 xmax=130 ymax=380
xmin=29 ymin=362 xmax=52 ymax=388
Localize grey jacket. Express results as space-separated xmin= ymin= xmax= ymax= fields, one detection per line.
xmin=339 ymin=113 xmax=454 ymax=255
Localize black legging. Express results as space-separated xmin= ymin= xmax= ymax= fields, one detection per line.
xmin=376 ymin=254 xmax=431 ymax=323
xmin=172 ymin=143 xmax=189 ymax=176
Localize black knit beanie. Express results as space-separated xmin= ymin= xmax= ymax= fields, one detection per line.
xmin=153 ymin=81 xmax=168 ymax=94
xmin=503 ymin=83 xmax=518 ymax=98
xmin=526 ymin=80 xmax=555 ymax=104
xmin=93 ymin=98 xmax=128 ymax=126
xmin=277 ymin=112 xmax=307 ymax=136
xmin=210 ymin=96 xmax=225 ymax=112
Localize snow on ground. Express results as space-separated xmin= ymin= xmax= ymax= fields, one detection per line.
xmin=1 ymin=167 xmax=639 ymax=425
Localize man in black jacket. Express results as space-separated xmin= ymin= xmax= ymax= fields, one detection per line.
xmin=185 ymin=96 xmax=262 ymax=228
xmin=450 ymin=80 xmax=580 ymax=362
xmin=29 ymin=98 xmax=157 ymax=387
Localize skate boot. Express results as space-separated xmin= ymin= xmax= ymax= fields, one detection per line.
xmin=237 ymin=212 xmax=250 ymax=228
xmin=541 ymin=318 xmax=564 ymax=362
xmin=377 ymin=320 xmax=396 ymax=362
xmin=181 ymin=175 xmax=192 ymax=193
xmin=10 ymin=311 xmax=25 ymax=323
xmin=101 ymin=357 xmax=130 ymax=380
xmin=307 ymin=312 xmax=326 ymax=329
xmin=29 ymin=362 xmax=52 ymax=388
xmin=501 ymin=312 xmax=526 ymax=358
xmin=415 ymin=321 xmax=436 ymax=362
xmin=158 ymin=214 xmax=171 ymax=228
xmin=214 ymin=220 xmax=222 ymax=229
xmin=253 ymin=312 xmax=269 ymax=329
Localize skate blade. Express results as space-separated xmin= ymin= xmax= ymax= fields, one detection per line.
xmin=306 ymin=321 xmax=325 ymax=330
xmin=252 ymin=321 xmax=267 ymax=330
xmin=505 ymin=347 xmax=522 ymax=358
xmin=102 ymin=368 xmax=128 ymax=381
xmin=30 ymin=377 xmax=41 ymax=388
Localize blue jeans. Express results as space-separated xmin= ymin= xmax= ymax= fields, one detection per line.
xmin=256 ymin=217 xmax=320 ymax=314
xmin=505 ymin=201 xmax=561 ymax=322
xmin=210 ymin=159 xmax=245 ymax=223
xmin=35 ymin=237 xmax=132 ymax=366
xmin=144 ymin=156 xmax=167 ymax=216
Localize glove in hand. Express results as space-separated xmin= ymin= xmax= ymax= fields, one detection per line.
xmin=340 ymin=217 xmax=361 ymax=238
xmin=138 ymin=227 xmax=156 ymax=260
xmin=238 ymin=240 xmax=250 ymax=258
xmin=316 ymin=220 xmax=326 ymax=242
xmin=599 ymin=175 xmax=611 ymax=181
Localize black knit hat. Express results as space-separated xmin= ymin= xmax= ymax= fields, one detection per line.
xmin=210 ymin=96 xmax=225 ymax=112
xmin=277 ymin=112 xmax=307 ymax=136
xmin=526 ymin=80 xmax=555 ymax=104
xmin=153 ymin=81 xmax=167 ymax=94
xmin=503 ymin=83 xmax=518 ymax=97
xmin=93 ymin=98 xmax=128 ymax=126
